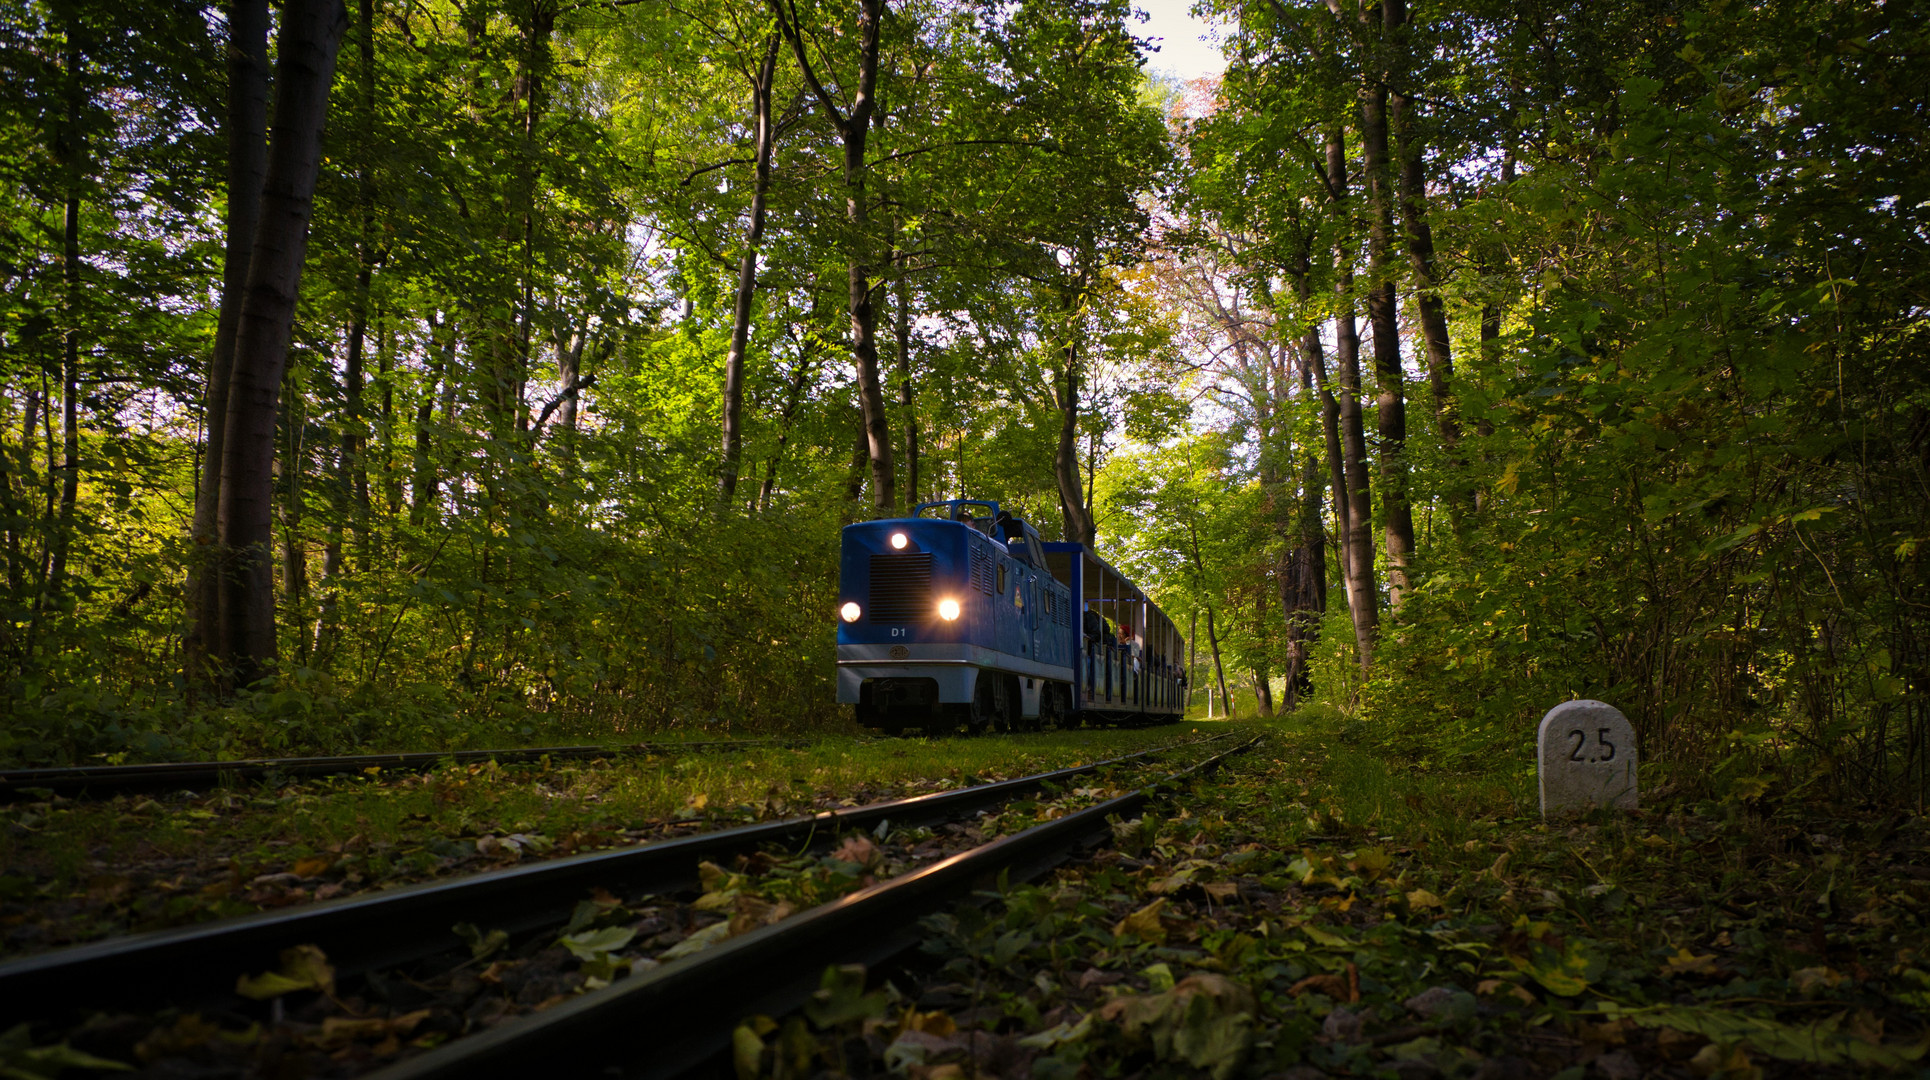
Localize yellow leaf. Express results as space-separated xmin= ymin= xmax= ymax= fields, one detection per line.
xmin=1477 ymin=978 xmax=1538 ymax=1006
xmin=1349 ymin=847 xmax=1392 ymax=880
xmin=1300 ymin=923 xmax=1353 ymax=948
xmin=1790 ymin=966 xmax=1846 ymax=995
xmin=291 ymin=856 xmax=333 ymax=879
xmin=236 ymin=944 xmax=334 ymax=1000
xmin=1114 ymin=898 xmax=1169 ymax=944
xmin=1406 ymin=888 xmax=1444 ymax=911
xmin=1661 ymin=948 xmax=1720 ymax=978
xmin=903 ymin=1010 xmax=956 ymax=1036
xmin=1688 ymin=1040 xmax=1761 ymax=1079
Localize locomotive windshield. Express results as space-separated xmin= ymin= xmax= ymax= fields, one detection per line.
xmin=913 ymin=499 xmax=1000 ymax=522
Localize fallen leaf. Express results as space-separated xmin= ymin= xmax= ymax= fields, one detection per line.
xmin=1113 ymin=898 xmax=1169 ymax=944
xmin=1349 ymin=847 xmax=1392 ymax=880
xmin=1287 ymin=973 xmax=1349 ymax=999
xmin=901 ymin=1010 xmax=956 ymax=1037
xmin=1662 ymin=948 xmax=1721 ymax=978
xmin=236 ymin=945 xmax=334 ymax=1000
xmin=1300 ymin=922 xmax=1353 ymax=948
xmin=291 ymin=856 xmax=333 ymax=878
xmin=658 ymin=921 xmax=733 ymax=962
xmin=1688 ymin=1040 xmax=1762 ymax=1079
xmin=1096 ymin=974 xmax=1256 ymax=1080
xmin=1790 ymin=967 xmax=1846 ymax=995
xmin=831 ymin=834 xmax=882 ymax=869
xmin=1476 ymin=978 xmax=1538 ymax=1006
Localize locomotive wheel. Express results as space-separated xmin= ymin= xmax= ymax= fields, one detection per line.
xmin=1042 ymin=683 xmax=1066 ymax=730
xmin=953 ymin=675 xmax=988 ymax=732
xmin=968 ymin=674 xmax=997 ymax=735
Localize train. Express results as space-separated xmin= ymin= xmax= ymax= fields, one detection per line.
xmin=835 ymin=498 xmax=1187 ymax=733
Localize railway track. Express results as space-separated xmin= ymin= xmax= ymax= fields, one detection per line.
xmin=0 ymin=739 xmax=792 ymax=802
xmin=370 ymin=735 xmax=1261 ymax=1080
xmin=0 ymin=733 xmax=1234 ymax=1027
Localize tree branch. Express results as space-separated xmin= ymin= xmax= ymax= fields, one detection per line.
xmin=868 ymin=137 xmax=1055 ymax=168
xmin=766 ymin=0 xmax=848 ymax=135
xmin=532 ymin=374 xmax=597 ymax=437
xmin=681 ymin=156 xmax=755 ymax=186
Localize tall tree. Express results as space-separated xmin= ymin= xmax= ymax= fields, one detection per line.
xmin=189 ymin=0 xmax=270 ymax=679
xmin=214 ymin=0 xmax=348 ymax=687
xmin=1327 ymin=128 xmax=1379 ymax=671
xmin=718 ymin=35 xmax=780 ymax=505
xmin=1350 ymin=0 xmax=1415 ymax=609
xmin=770 ymin=0 xmax=896 ymax=515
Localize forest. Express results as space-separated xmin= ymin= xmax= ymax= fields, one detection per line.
xmin=0 ymin=0 xmax=1925 ymax=807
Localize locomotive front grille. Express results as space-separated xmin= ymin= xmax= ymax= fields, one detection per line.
xmin=868 ymin=552 xmax=933 ymax=622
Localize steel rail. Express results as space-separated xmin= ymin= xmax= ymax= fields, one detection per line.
xmin=0 ymin=740 xmax=795 ymax=802
xmin=0 ymin=734 xmax=1231 ymax=1020
xmin=369 ymin=736 xmax=1262 ymax=1080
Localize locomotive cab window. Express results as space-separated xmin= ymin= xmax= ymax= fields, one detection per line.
xmin=996 ymin=564 xmax=1006 ymax=594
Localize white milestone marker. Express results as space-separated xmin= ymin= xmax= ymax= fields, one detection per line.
xmin=1537 ymin=700 xmax=1638 ymax=818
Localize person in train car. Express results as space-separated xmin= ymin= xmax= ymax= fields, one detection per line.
xmin=949 ymin=505 xmax=989 ymax=535
xmin=1082 ymin=607 xmax=1102 ymax=646
xmin=1101 ymin=618 xmax=1117 ymax=647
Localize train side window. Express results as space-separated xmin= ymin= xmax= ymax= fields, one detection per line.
xmin=997 ymin=564 xmax=1006 ymax=594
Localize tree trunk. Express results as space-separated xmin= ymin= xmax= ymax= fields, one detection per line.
xmin=313 ymin=433 xmax=343 ymax=663
xmin=1328 ymin=129 xmax=1379 ymax=673
xmin=278 ymin=365 xmax=309 ymax=664
xmin=775 ymin=0 xmax=893 ymax=515
xmin=757 ymin=352 xmax=816 ymax=513
xmin=1250 ymin=582 xmax=1274 ymax=716
xmin=1473 ymin=116 xmax=1516 ymax=510
xmin=840 ymin=409 xmax=869 ymax=525
xmin=1204 ymin=604 xmax=1233 ymax=718
xmin=1283 ymin=328 xmax=1328 ymax=711
xmin=378 ymin=315 xmax=401 ymax=514
xmin=214 ymin=0 xmax=348 ymax=688
xmin=45 ymin=191 xmax=80 ymax=612
xmin=1358 ymin=32 xmax=1416 ymax=611
xmin=342 ymin=0 xmax=376 ymax=569
xmin=190 ymin=0 xmax=271 ymax=678
xmin=719 ymin=36 xmax=779 ymax=505
xmin=342 ymin=274 xmax=371 ymax=564
xmin=1386 ymin=0 xmax=1467 ymax=531
xmin=549 ymin=324 xmax=593 ymax=470
xmin=40 ymin=29 xmax=85 ymax=624
xmin=894 ymin=250 xmax=919 ymax=505
xmin=1053 ymin=275 xmax=1095 ymax=545
xmin=410 ymin=311 xmax=451 ymax=526
xmin=1390 ymin=88 xmax=1455 ymax=452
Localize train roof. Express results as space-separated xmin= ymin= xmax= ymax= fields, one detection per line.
xmin=1040 ymin=542 xmax=1146 ymax=605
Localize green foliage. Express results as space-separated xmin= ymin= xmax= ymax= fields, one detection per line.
xmin=0 ymin=0 xmax=1173 ymax=764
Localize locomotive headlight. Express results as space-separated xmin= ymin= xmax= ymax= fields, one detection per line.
xmin=937 ymin=597 xmax=962 ymax=621
xmin=889 ymin=531 xmax=909 ymax=550
xmin=840 ymin=601 xmax=861 ymax=623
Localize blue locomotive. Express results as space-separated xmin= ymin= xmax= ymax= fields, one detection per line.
xmin=836 ymin=499 xmax=1186 ymax=734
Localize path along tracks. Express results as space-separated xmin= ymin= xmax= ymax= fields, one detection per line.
xmin=0 ymin=733 xmax=1249 ymax=1046
xmin=0 ymin=740 xmax=796 ymax=803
